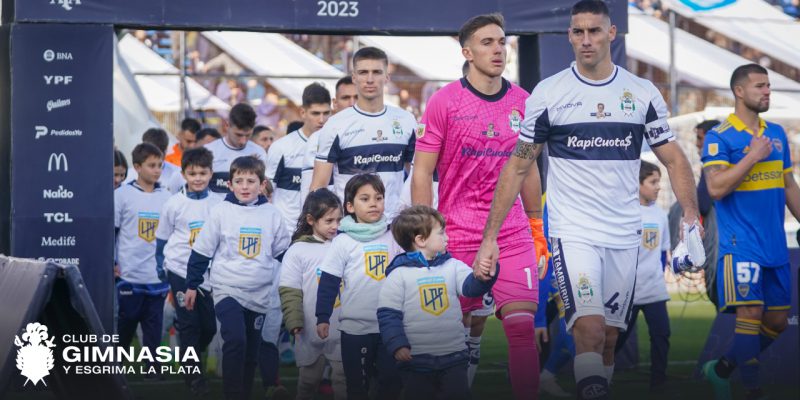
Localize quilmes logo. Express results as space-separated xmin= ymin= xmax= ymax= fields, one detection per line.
xmin=567 ymin=133 xmax=633 ymax=151
xmin=48 ymin=153 xmax=68 ymax=172
xmin=47 ymin=99 xmax=71 ymax=112
xmin=50 ymin=0 xmax=82 ymax=11
xmin=15 ymin=323 xmax=56 ymax=387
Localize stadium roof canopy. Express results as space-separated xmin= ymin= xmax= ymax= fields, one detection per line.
xmin=664 ymin=0 xmax=800 ymax=70
xmin=627 ymin=10 xmax=800 ymax=110
xmin=118 ymin=34 xmax=230 ymax=112
xmin=201 ymin=31 xmax=343 ymax=105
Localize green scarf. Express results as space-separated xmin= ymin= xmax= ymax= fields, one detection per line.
xmin=339 ymin=215 xmax=388 ymax=242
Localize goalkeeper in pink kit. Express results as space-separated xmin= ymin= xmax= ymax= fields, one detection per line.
xmin=411 ymin=13 xmax=548 ymax=399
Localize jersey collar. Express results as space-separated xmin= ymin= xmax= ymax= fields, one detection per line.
xmin=460 ymin=77 xmax=509 ymax=102
xmin=571 ymin=62 xmax=618 ymax=87
xmin=726 ymin=113 xmax=766 ymax=137
xmin=353 ymin=104 xmax=387 ymax=117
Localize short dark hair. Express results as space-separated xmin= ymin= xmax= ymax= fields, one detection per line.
xmin=286 ymin=121 xmax=304 ymax=133
xmin=252 ymin=125 xmax=272 ymax=139
xmin=571 ymin=0 xmax=610 ymax=17
xmin=180 ymin=118 xmax=201 ymax=134
xmin=114 ymin=149 xmax=128 ymax=170
xmin=302 ymin=83 xmax=332 ymax=108
xmin=639 ymin=160 xmax=661 ymax=184
xmin=343 ymin=174 xmax=385 ymax=218
xmin=196 ymin=127 xmax=221 ymax=142
xmin=229 ymin=155 xmax=266 ymax=182
xmin=181 ymin=147 xmax=213 ymax=171
xmin=229 ymin=103 xmax=257 ymax=130
xmin=352 ymin=47 xmax=388 ymax=69
xmin=335 ymin=76 xmax=353 ymax=92
xmin=458 ymin=13 xmax=505 ymax=47
xmin=392 ymin=205 xmax=446 ymax=252
xmin=131 ymin=142 xmax=163 ymax=166
xmin=142 ymin=128 xmax=169 ymax=154
xmin=729 ymin=63 xmax=768 ymax=93
xmin=695 ymin=120 xmax=720 ymax=134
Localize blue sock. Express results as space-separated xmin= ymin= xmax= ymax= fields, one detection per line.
xmin=731 ymin=318 xmax=762 ymax=390
xmin=759 ymin=325 xmax=779 ymax=352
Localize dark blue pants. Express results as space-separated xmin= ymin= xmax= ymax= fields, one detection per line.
xmin=340 ymin=332 xmax=402 ymax=400
xmin=258 ymin=340 xmax=279 ymax=389
xmin=167 ymin=271 xmax=216 ymax=381
xmin=117 ymin=287 xmax=165 ymax=369
xmin=615 ymin=300 xmax=670 ymax=387
xmin=215 ymin=297 xmax=263 ymax=400
xmin=399 ymin=354 xmax=470 ymax=400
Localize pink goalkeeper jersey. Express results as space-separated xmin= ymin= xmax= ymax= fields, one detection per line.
xmin=417 ymin=78 xmax=532 ymax=253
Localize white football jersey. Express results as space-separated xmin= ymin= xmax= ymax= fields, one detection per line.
xmin=204 ymin=137 xmax=268 ymax=195
xmin=114 ymin=182 xmax=172 ymax=284
xmin=635 ymin=204 xmax=671 ymax=305
xmin=319 ymin=229 xmax=403 ymax=335
xmin=266 ymin=130 xmax=309 ymax=231
xmin=521 ymin=63 xmax=674 ymax=248
xmin=192 ymin=199 xmax=290 ymax=313
xmin=378 ymin=258 xmax=474 ymax=356
xmin=315 ymin=104 xmax=416 ymax=221
xmin=280 ymin=240 xmax=343 ymax=365
xmin=155 ymin=189 xmax=223 ymax=290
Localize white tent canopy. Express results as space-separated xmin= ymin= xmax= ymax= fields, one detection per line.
xmin=118 ymin=34 xmax=229 ymax=113
xmin=626 ymin=11 xmax=800 ymax=109
xmin=113 ymin=37 xmax=160 ymax=158
xmin=663 ymin=0 xmax=800 ymax=70
xmin=201 ymin=31 xmax=343 ymax=105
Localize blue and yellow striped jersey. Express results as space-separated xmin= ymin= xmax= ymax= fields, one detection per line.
xmin=701 ymin=114 xmax=791 ymax=267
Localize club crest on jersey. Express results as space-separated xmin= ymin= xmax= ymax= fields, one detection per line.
xmin=316 ymin=268 xmax=343 ymax=308
xmin=416 ymin=123 xmax=426 ymax=139
xmin=591 ymin=103 xmax=611 ymax=119
xmin=620 ymin=89 xmax=636 ymax=116
xmin=772 ymin=138 xmax=783 ymax=153
xmin=482 ymin=123 xmax=498 ymax=138
xmin=188 ymin=221 xmax=204 ymax=247
xmin=372 ymin=129 xmax=388 ymax=142
xmin=509 ymin=109 xmax=522 ymax=132
xmin=392 ymin=119 xmax=404 ymax=136
xmin=238 ymin=227 xmax=262 ymax=259
xmin=363 ymin=244 xmax=389 ymax=281
xmin=137 ymin=212 xmax=159 ymax=242
xmin=708 ymin=143 xmax=719 ymax=156
xmin=577 ymin=274 xmax=594 ymax=303
xmin=642 ymin=223 xmax=659 ymax=250
xmin=418 ymin=277 xmax=449 ymax=316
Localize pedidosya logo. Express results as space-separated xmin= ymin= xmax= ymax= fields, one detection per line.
xmin=15 ymin=323 xmax=56 ymax=387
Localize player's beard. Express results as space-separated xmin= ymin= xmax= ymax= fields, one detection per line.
xmin=744 ymin=97 xmax=769 ymax=114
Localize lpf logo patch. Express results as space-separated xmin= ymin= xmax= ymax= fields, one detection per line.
xmin=238 ymin=227 xmax=262 ymax=259
xmin=14 ymin=323 xmax=56 ymax=387
xmin=642 ymin=223 xmax=660 ymax=250
xmin=418 ymin=277 xmax=449 ymax=316
xmin=363 ymin=244 xmax=389 ymax=281
xmin=415 ymin=123 xmax=426 ymax=139
xmin=188 ymin=221 xmax=204 ymax=247
xmin=708 ymin=143 xmax=719 ymax=157
xmin=138 ymin=212 xmax=160 ymax=242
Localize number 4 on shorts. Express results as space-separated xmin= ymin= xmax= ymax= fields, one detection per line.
xmin=604 ymin=292 xmax=620 ymax=314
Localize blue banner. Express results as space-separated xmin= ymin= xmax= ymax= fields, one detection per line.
xmin=10 ymin=23 xmax=115 ymax=332
xmin=15 ymin=0 xmax=628 ymax=34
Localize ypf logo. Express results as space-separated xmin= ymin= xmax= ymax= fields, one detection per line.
xmin=14 ymin=323 xmax=56 ymax=387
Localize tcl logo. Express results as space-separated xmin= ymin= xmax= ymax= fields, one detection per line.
xmin=43 ymin=75 xmax=72 ymax=85
xmin=43 ymin=212 xmax=73 ymax=223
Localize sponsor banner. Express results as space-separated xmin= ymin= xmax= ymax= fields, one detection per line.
xmin=15 ymin=0 xmax=629 ymax=34
xmin=11 ymin=23 xmax=114 ymax=331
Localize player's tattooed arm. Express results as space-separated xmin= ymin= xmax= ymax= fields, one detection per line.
xmin=513 ymin=140 xmax=542 ymax=160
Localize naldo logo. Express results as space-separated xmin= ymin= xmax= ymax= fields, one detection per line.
xmin=14 ymin=323 xmax=56 ymax=387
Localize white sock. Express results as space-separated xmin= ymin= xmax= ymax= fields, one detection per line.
xmin=574 ymin=352 xmax=604 ymax=384
xmin=541 ymin=368 xmax=556 ymax=381
xmin=467 ymin=335 xmax=481 ymax=387
xmin=604 ymin=364 xmax=615 ymax=385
